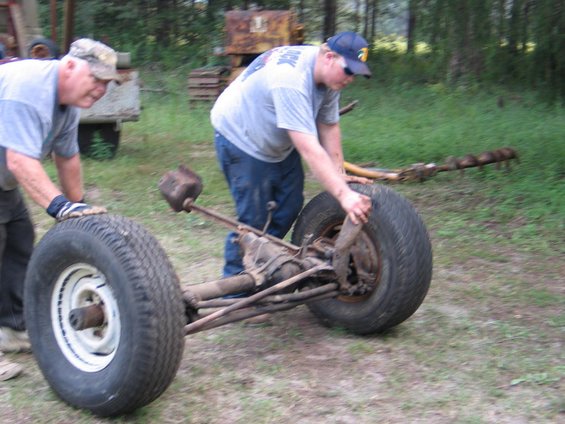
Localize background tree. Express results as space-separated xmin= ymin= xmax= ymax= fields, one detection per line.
xmin=406 ymin=0 xmax=417 ymax=54
xmin=34 ymin=0 xmax=565 ymax=104
xmin=323 ymin=0 xmax=337 ymax=40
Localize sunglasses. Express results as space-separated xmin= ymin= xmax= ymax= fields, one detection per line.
xmin=338 ymin=57 xmax=354 ymax=76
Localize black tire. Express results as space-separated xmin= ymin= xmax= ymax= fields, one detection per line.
xmin=24 ymin=214 xmax=185 ymax=417
xmin=78 ymin=123 xmax=120 ymax=159
xmin=291 ymin=184 xmax=432 ymax=335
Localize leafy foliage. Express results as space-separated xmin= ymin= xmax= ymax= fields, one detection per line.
xmin=34 ymin=0 xmax=564 ymax=104
xmin=88 ymin=130 xmax=115 ymax=161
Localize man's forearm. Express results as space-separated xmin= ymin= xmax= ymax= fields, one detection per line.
xmin=55 ymin=154 xmax=83 ymax=202
xmin=317 ymin=122 xmax=344 ymax=173
xmin=289 ymin=130 xmax=350 ymax=202
xmin=7 ymin=149 xmax=61 ymax=208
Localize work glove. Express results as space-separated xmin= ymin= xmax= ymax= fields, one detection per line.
xmin=47 ymin=195 xmax=107 ymax=221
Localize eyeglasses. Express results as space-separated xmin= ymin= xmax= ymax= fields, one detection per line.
xmin=338 ymin=57 xmax=354 ymax=76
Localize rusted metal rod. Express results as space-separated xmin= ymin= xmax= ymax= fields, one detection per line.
xmin=183 ymin=263 xmax=331 ymax=335
xmin=186 ymin=291 xmax=338 ymax=334
xmin=184 ymin=200 xmax=300 ymax=253
xmin=194 ymin=283 xmax=339 ymax=309
xmin=68 ymin=304 xmax=105 ymax=331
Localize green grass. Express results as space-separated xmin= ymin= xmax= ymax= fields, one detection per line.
xmin=71 ymin=72 xmax=565 ymax=258
xmin=9 ymin=70 xmax=564 ymax=423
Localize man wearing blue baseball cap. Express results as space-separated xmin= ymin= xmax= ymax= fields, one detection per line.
xmin=211 ymin=31 xmax=373 ymax=280
xmin=327 ymin=31 xmax=372 ymax=77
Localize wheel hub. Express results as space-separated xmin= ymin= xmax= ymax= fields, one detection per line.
xmin=51 ymin=264 xmax=121 ymax=372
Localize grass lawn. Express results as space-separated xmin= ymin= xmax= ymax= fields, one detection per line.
xmin=2 ymin=72 xmax=563 ymax=423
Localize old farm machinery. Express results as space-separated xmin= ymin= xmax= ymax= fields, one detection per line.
xmin=23 ymin=168 xmax=432 ymax=416
xmin=23 ymin=144 xmax=516 ymax=416
xmin=188 ymin=9 xmax=304 ymax=103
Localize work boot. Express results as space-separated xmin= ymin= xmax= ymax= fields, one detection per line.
xmin=0 ymin=327 xmax=31 ymax=353
xmin=0 ymin=352 xmax=23 ymax=381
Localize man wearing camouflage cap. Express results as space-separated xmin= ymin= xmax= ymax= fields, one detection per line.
xmin=0 ymin=38 xmax=120 ymax=380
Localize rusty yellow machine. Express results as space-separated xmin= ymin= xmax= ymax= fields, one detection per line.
xmin=188 ymin=9 xmax=304 ymax=103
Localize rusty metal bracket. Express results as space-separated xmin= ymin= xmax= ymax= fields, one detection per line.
xmin=332 ymin=217 xmax=363 ymax=291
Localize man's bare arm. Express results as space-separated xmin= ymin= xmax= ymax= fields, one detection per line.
xmin=317 ymin=122 xmax=344 ymax=172
xmin=6 ymin=149 xmax=62 ymax=208
xmin=317 ymin=121 xmax=373 ymax=185
xmin=288 ymin=130 xmax=371 ymax=224
xmin=54 ymin=153 xmax=83 ymax=202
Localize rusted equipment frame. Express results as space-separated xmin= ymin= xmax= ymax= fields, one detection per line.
xmin=187 ymin=289 xmax=338 ymax=334
xmin=183 ymin=263 xmax=331 ymax=335
xmin=158 ymin=164 xmax=367 ymax=335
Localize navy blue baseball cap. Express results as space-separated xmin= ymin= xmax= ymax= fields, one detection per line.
xmin=327 ymin=31 xmax=371 ymax=78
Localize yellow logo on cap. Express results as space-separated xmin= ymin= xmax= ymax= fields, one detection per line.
xmin=358 ymin=47 xmax=368 ymax=62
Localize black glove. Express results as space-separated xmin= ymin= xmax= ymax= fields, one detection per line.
xmin=47 ymin=195 xmax=107 ymax=221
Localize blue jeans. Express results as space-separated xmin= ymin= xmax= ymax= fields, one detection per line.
xmin=214 ymin=131 xmax=304 ymax=277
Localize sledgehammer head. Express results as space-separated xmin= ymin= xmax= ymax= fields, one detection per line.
xmin=159 ymin=165 xmax=203 ymax=212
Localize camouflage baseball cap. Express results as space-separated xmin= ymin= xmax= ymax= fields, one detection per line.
xmin=68 ymin=38 xmax=121 ymax=82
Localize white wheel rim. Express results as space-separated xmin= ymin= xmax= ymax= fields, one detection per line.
xmin=51 ymin=263 xmax=121 ymax=372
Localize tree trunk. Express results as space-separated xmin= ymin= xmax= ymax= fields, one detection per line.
xmin=354 ymin=0 xmax=361 ymax=33
xmin=508 ymin=0 xmax=523 ymax=56
xmin=407 ymin=0 xmax=417 ymax=54
xmin=363 ymin=0 xmax=370 ymax=39
xmin=323 ymin=0 xmax=337 ymax=40
xmin=370 ymin=0 xmax=378 ymax=43
xmin=156 ymin=0 xmax=172 ymax=48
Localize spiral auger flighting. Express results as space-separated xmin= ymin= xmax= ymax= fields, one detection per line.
xmin=344 ymin=147 xmax=519 ymax=182
xmin=338 ymin=101 xmax=519 ymax=183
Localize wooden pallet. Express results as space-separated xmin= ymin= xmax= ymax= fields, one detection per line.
xmin=187 ymin=66 xmax=230 ymax=103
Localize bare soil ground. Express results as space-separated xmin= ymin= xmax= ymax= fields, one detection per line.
xmin=1 ymin=179 xmax=563 ymax=424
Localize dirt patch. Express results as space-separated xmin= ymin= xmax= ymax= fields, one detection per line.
xmin=1 ymin=182 xmax=563 ymax=424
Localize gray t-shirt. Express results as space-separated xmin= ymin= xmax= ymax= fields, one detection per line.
xmin=211 ymin=45 xmax=340 ymax=163
xmin=0 ymin=59 xmax=80 ymax=190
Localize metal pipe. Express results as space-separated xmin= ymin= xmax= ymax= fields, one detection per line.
xmin=68 ymin=304 xmax=105 ymax=331
xmin=194 ymin=283 xmax=339 ymax=308
xmin=182 ymin=273 xmax=256 ymax=304
xmin=186 ymin=201 xmax=300 ymax=253
xmin=186 ymin=291 xmax=338 ymax=334
xmin=183 ymin=263 xmax=331 ymax=335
